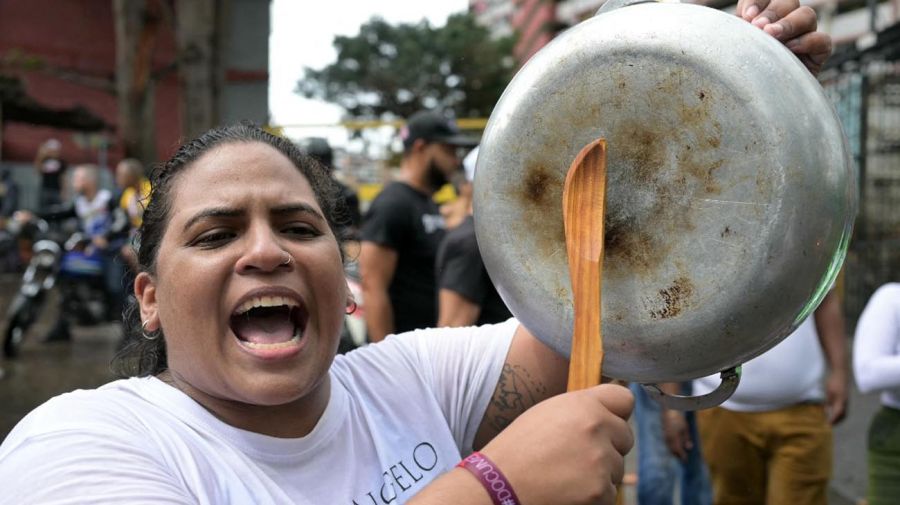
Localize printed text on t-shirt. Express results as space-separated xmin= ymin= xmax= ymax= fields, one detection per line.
xmin=352 ymin=442 xmax=439 ymax=504
xmin=421 ymin=214 xmax=445 ymax=234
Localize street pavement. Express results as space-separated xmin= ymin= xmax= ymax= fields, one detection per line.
xmin=0 ymin=275 xmax=878 ymax=504
xmin=0 ymin=280 xmax=121 ymax=439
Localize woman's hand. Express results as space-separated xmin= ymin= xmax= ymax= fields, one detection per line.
xmin=737 ymin=0 xmax=833 ymax=75
xmin=661 ymin=409 xmax=692 ymax=462
xmin=480 ymin=384 xmax=634 ymax=505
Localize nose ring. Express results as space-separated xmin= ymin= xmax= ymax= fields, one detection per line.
xmin=281 ymin=253 xmax=293 ymax=266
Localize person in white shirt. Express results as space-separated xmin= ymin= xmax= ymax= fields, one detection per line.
xmin=693 ymin=290 xmax=849 ymax=505
xmin=17 ymin=164 xmax=131 ymax=336
xmin=853 ymin=283 xmax=900 ymax=505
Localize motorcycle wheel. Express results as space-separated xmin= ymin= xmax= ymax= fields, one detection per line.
xmin=3 ymin=310 xmax=28 ymax=359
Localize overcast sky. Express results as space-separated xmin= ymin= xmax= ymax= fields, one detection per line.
xmin=268 ymin=0 xmax=469 ymax=147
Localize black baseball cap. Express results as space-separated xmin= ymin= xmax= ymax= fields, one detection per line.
xmin=400 ymin=110 xmax=479 ymax=149
xmin=304 ymin=137 xmax=333 ymax=167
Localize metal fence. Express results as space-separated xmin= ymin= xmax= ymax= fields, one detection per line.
xmin=824 ymin=58 xmax=900 ymax=325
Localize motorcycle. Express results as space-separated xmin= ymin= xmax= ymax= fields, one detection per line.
xmin=3 ymin=218 xmax=59 ymax=357
xmin=57 ymin=232 xmax=111 ymax=326
xmin=2 ymin=218 xmax=109 ymax=358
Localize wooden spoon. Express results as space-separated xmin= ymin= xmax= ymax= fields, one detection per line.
xmin=563 ymin=138 xmax=608 ymax=392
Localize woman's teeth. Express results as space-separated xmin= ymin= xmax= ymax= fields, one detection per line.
xmin=234 ymin=295 xmax=299 ymax=315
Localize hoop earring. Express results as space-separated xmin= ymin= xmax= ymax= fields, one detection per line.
xmin=141 ymin=321 xmax=160 ymax=341
xmin=345 ymin=300 xmax=358 ymax=315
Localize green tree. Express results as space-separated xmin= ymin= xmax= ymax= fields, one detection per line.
xmin=297 ymin=13 xmax=516 ymax=120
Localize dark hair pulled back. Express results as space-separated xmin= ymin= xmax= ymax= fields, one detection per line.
xmin=112 ymin=122 xmax=344 ymax=378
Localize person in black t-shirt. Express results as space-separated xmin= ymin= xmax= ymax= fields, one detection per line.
xmin=359 ymin=110 xmax=477 ymax=341
xmin=435 ymin=146 xmax=512 ymax=327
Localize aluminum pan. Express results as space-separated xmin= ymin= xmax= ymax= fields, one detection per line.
xmin=473 ymin=3 xmax=856 ymax=383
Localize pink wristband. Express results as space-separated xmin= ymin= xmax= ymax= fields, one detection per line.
xmin=456 ymin=451 xmax=521 ymax=505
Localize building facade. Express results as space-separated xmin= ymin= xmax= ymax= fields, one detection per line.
xmin=0 ymin=0 xmax=269 ymax=173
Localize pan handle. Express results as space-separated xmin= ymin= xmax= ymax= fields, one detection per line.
xmin=640 ymin=366 xmax=741 ymax=411
xmin=596 ymin=0 xmax=679 ymax=15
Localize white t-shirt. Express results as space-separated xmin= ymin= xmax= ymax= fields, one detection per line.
xmin=0 ymin=320 xmax=518 ymax=504
xmin=74 ymin=188 xmax=112 ymax=237
xmin=694 ymin=316 xmax=825 ymax=412
xmin=853 ymin=283 xmax=900 ymax=410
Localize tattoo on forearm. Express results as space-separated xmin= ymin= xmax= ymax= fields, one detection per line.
xmin=486 ymin=363 xmax=548 ymax=433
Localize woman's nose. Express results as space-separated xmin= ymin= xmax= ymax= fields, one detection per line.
xmin=234 ymin=226 xmax=291 ymax=274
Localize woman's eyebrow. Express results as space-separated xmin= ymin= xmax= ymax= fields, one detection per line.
xmin=182 ymin=203 xmax=325 ymax=232
xmin=182 ymin=207 xmax=244 ymax=232
xmin=271 ymin=203 xmax=325 ymax=221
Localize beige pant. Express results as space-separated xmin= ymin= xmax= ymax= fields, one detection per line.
xmin=697 ymin=403 xmax=832 ymax=505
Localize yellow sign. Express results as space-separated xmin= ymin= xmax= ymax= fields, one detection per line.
xmin=357 ymin=182 xmax=458 ymax=205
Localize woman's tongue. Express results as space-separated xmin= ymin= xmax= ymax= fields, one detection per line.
xmin=232 ymin=308 xmax=296 ymax=345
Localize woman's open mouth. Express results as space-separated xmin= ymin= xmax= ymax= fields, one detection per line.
xmin=230 ymin=295 xmax=309 ymax=353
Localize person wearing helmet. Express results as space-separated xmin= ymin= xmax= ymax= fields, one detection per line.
xmin=304 ymin=138 xmax=361 ymax=241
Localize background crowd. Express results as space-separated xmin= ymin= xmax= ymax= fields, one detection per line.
xmin=0 ymin=103 xmax=898 ymax=504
